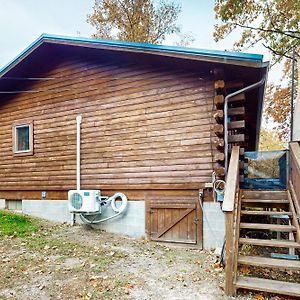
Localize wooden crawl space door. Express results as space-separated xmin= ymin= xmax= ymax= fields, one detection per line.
xmin=147 ymin=198 xmax=202 ymax=246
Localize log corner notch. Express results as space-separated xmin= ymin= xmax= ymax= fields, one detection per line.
xmin=213 ymin=72 xmax=225 ymax=179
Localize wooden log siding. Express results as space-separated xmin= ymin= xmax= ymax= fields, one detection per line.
xmin=0 ymin=57 xmax=216 ymax=194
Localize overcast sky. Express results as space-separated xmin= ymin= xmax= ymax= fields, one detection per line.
xmin=0 ymin=0 xmax=273 ymax=70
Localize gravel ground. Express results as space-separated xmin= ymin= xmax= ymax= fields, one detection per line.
xmin=0 ymin=222 xmax=268 ymax=300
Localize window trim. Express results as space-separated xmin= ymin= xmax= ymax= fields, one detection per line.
xmin=12 ymin=121 xmax=34 ymax=156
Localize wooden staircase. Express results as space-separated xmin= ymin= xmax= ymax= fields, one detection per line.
xmin=235 ymin=189 xmax=300 ymax=297
xmin=222 ymin=145 xmax=300 ymax=297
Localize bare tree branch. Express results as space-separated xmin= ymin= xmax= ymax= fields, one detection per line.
xmin=226 ymin=22 xmax=300 ymax=40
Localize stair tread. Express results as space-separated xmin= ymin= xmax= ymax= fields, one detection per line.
xmin=238 ymin=255 xmax=300 ymax=269
xmin=239 ymin=238 xmax=300 ymax=248
xmin=242 ymin=199 xmax=289 ymax=203
xmin=242 ymin=190 xmax=287 ymax=200
xmin=228 ymin=107 xmax=245 ymax=116
xmin=241 ymin=210 xmax=292 ymax=216
xmin=236 ymin=276 xmax=300 ymax=297
xmin=240 ymin=223 xmax=296 ymax=232
xmin=228 ymin=120 xmax=245 ymax=130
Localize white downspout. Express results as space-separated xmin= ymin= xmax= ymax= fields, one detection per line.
xmin=76 ymin=115 xmax=82 ymax=191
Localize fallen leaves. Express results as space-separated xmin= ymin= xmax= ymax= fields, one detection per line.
xmin=240 ymin=266 xmax=251 ymax=276
xmin=255 ymin=293 xmax=265 ymax=300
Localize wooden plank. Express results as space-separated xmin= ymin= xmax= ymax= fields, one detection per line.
xmin=225 ymin=80 xmax=243 ymax=89
xmin=225 ymin=212 xmax=235 ymax=295
xmin=241 ymin=210 xmax=292 ymax=216
xmin=289 ymin=181 xmax=300 ymax=220
xmin=229 ymin=147 xmax=244 ymax=156
xmin=290 ymin=142 xmax=300 ymax=174
xmin=228 ymin=134 xmax=245 ymax=143
xmin=228 ymin=93 xmax=245 ymax=103
xmin=150 ymin=208 xmax=158 ymax=236
xmin=236 ymin=276 xmax=300 ymax=297
xmin=179 ymin=208 xmax=188 ymax=240
xmin=240 ymin=222 xmax=296 ymax=232
xmin=154 ymin=208 xmax=193 ymax=239
xmin=228 ymin=107 xmax=245 ymax=116
xmin=242 ymin=199 xmax=289 ymax=204
xmin=171 ymin=209 xmax=180 ymax=240
xmin=195 ymin=196 xmax=202 ymax=247
xmin=287 ymin=190 xmax=300 ymax=243
xmin=239 ymin=238 xmax=300 ymax=248
xmin=228 ymin=120 xmax=245 ymax=130
xmin=233 ymin=192 xmax=242 ymax=285
xmin=222 ymin=146 xmax=240 ymax=212
xmin=223 ymin=146 xmax=240 ymax=295
xmin=150 ymin=237 xmax=196 ymax=244
xmin=149 ymin=203 xmax=195 ymax=209
xmin=242 ymin=190 xmax=287 ymax=200
xmin=238 ymin=255 xmax=300 ymax=270
xmin=163 ymin=208 xmax=172 ymax=240
xmin=157 ymin=208 xmax=165 ymax=234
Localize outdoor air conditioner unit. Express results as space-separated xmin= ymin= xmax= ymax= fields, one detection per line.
xmin=68 ymin=190 xmax=101 ymax=213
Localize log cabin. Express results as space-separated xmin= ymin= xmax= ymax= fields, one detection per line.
xmin=0 ymin=34 xmax=268 ymax=249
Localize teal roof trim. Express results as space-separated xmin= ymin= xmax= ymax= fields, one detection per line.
xmin=0 ymin=33 xmax=264 ymax=76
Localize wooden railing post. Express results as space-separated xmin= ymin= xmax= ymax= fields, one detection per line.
xmin=288 ymin=142 xmax=300 ymax=243
xmin=224 ymin=210 xmax=235 ymax=294
xmin=222 ymin=145 xmax=240 ymax=296
xmin=290 ymin=142 xmax=300 ymax=204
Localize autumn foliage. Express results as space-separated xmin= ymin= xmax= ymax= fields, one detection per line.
xmin=214 ymin=0 xmax=300 ymax=141
xmin=87 ymin=0 xmax=182 ymax=44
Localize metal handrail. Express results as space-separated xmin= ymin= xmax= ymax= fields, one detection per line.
xmin=224 ymin=77 xmax=266 ymax=176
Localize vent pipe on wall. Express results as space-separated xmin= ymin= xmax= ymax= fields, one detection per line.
xmin=76 ymin=115 xmax=82 ymax=190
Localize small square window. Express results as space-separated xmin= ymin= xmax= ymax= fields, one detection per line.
xmin=12 ymin=122 xmax=33 ymax=156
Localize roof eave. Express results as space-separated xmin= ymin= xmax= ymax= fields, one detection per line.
xmin=0 ymin=34 xmax=267 ymax=78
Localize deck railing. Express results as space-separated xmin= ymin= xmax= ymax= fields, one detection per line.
xmin=289 ymin=142 xmax=300 ymax=242
xmin=290 ymin=142 xmax=300 ymax=204
xmin=242 ymin=150 xmax=287 ymax=190
xmin=222 ymin=145 xmax=240 ymax=295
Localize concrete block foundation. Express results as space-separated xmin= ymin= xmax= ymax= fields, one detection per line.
xmin=202 ymin=202 xmax=225 ymax=250
xmin=11 ymin=198 xmax=224 ymax=247
xmin=22 ymin=199 xmax=145 ymax=238
xmin=0 ymin=199 xmax=6 ymax=209
xmin=78 ymin=201 xmax=145 ymax=238
xmin=22 ymin=200 xmax=72 ymax=223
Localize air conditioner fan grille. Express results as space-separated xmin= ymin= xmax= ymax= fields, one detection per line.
xmin=71 ymin=192 xmax=83 ymax=210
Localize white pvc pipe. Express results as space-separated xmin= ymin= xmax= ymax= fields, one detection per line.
xmin=76 ymin=115 xmax=82 ymax=190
